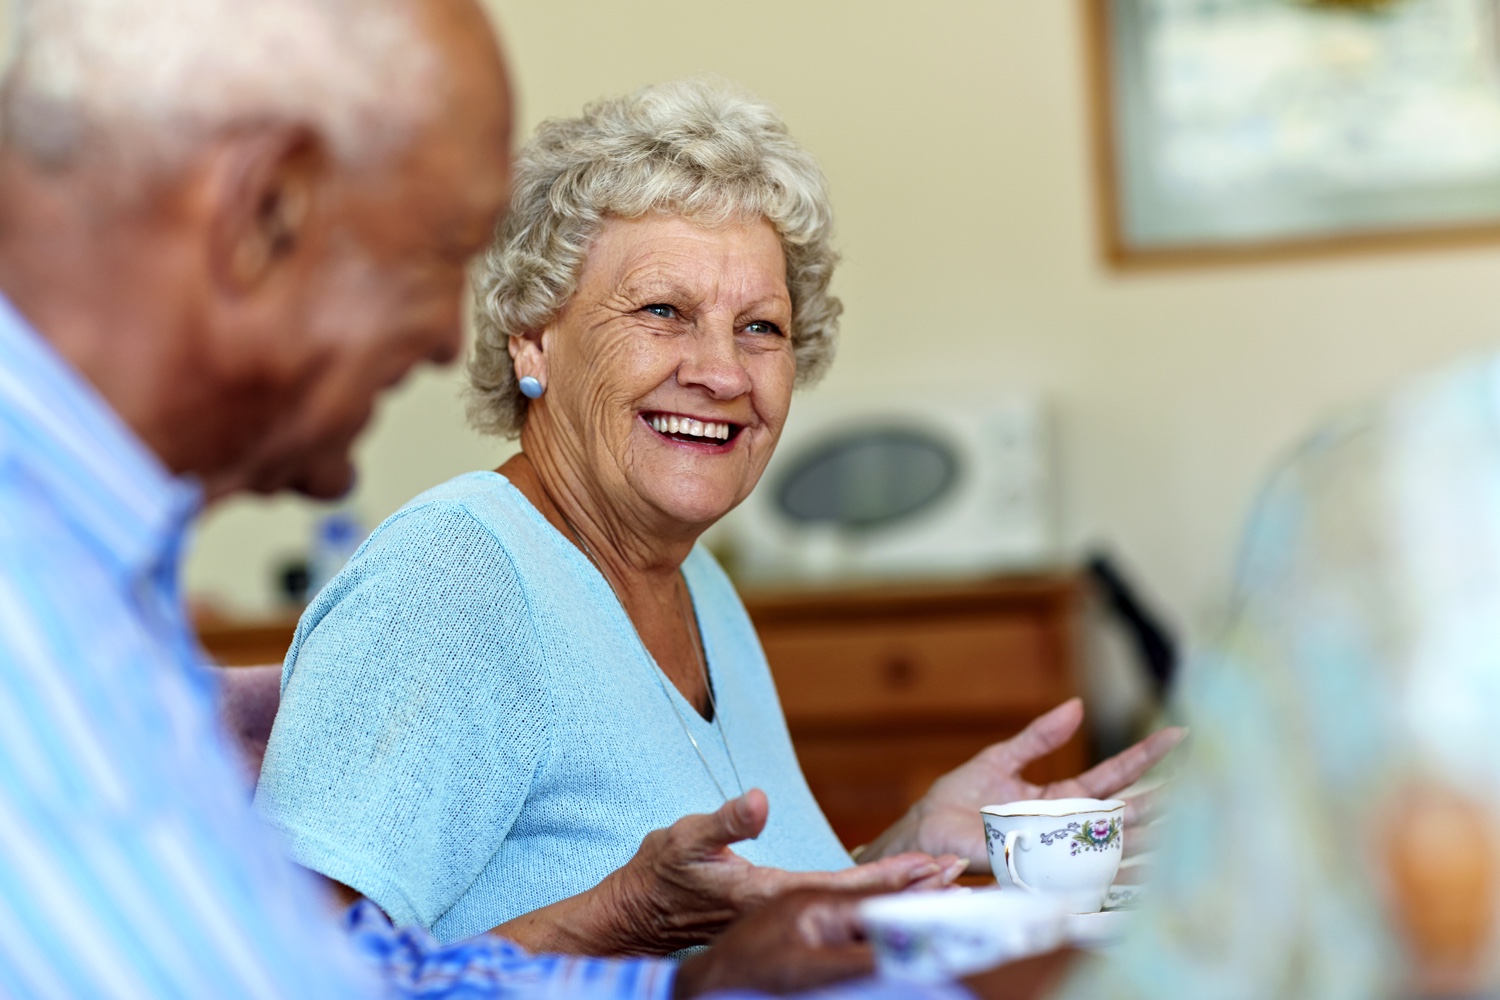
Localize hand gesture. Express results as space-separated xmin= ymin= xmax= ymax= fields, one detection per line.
xmin=862 ymin=698 xmax=1184 ymax=872
xmin=508 ymin=788 xmax=964 ymax=956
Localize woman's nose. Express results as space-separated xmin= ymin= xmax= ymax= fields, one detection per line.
xmin=678 ymin=324 xmax=752 ymax=399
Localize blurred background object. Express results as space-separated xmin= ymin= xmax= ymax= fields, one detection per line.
xmin=1382 ymin=783 xmax=1500 ymax=998
xmin=1084 ymin=550 xmax=1177 ymax=700
xmin=277 ymin=559 xmax=312 ymax=609
xmin=1093 ymin=0 xmax=1500 ymax=263
xmin=1077 ymin=548 xmax=1178 ymax=759
xmin=1298 ymin=0 xmax=1409 ymax=11
xmin=723 ymin=390 xmax=1056 ymax=586
xmin=306 ymin=507 xmax=364 ymax=600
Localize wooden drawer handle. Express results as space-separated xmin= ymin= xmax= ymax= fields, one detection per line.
xmin=882 ymin=654 xmax=918 ymax=689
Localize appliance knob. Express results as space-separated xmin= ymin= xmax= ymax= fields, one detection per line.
xmin=883 ymin=654 xmax=918 ymax=689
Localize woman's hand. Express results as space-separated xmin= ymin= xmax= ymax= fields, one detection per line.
xmin=598 ymin=788 xmax=964 ymax=954
xmin=860 ymin=698 xmax=1185 ymax=872
xmin=493 ymin=788 xmax=964 ymax=956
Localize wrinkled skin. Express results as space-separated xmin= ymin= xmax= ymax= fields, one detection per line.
xmin=0 ymin=0 xmax=513 ymax=503
xmin=504 ymin=214 xmax=798 ymax=715
xmin=493 ymin=789 xmax=965 ymax=956
xmin=863 ymin=698 xmax=1185 ymax=873
xmin=212 ymin=0 xmax=514 ymax=499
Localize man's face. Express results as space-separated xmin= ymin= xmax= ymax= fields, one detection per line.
xmin=229 ymin=4 xmax=512 ymax=499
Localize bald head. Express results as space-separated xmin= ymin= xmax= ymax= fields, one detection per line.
xmin=0 ymin=0 xmax=458 ymax=170
xmin=0 ymin=0 xmax=514 ymax=500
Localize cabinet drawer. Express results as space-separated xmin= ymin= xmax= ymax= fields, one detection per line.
xmin=761 ymin=616 xmax=1063 ymax=725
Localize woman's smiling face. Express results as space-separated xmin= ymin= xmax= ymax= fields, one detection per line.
xmin=518 ymin=212 xmax=797 ymax=534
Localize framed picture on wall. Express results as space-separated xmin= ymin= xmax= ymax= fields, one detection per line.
xmin=1087 ymin=0 xmax=1500 ymax=266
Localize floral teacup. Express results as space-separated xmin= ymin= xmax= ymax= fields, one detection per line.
xmin=980 ymin=798 xmax=1125 ymax=913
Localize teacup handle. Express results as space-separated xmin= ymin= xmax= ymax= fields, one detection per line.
xmin=1002 ymin=831 xmax=1037 ymax=894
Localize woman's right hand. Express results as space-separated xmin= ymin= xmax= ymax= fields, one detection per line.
xmin=493 ymin=788 xmax=964 ymax=956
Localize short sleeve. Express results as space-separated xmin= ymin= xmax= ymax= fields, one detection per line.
xmin=254 ymin=500 xmax=550 ymax=933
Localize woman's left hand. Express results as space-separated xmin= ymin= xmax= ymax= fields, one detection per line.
xmin=859 ymin=698 xmax=1185 ymax=872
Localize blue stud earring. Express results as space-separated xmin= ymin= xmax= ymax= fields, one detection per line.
xmin=518 ymin=375 xmax=545 ymax=400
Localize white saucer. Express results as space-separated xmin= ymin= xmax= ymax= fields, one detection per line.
xmin=1102 ymin=885 xmax=1143 ymax=911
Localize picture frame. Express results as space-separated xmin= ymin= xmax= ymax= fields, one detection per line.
xmin=1085 ymin=0 xmax=1500 ymax=267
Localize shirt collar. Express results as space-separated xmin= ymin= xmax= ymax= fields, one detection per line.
xmin=0 ymin=293 xmax=203 ymax=580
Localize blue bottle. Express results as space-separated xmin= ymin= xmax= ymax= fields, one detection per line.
xmin=307 ymin=509 xmax=364 ymax=601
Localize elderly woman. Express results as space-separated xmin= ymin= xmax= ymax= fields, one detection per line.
xmin=255 ymin=77 xmax=1179 ymax=955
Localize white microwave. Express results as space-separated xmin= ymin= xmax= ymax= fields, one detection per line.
xmin=720 ymin=391 xmax=1058 ymax=585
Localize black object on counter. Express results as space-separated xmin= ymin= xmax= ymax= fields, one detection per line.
xmin=1085 ymin=551 xmax=1178 ymax=699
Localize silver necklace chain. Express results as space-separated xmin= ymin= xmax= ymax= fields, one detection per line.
xmin=559 ymin=513 xmax=745 ymax=804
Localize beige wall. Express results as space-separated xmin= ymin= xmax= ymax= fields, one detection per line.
xmin=186 ymin=0 xmax=1500 ymax=642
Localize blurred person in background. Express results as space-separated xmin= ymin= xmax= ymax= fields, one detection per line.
xmin=255 ymin=76 xmax=1184 ymax=954
xmin=1037 ymin=359 xmax=1500 ymax=1000
xmin=0 ymin=1 xmax=1010 ymax=996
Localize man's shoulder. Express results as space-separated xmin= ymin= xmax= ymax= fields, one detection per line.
xmin=0 ymin=451 xmax=106 ymax=614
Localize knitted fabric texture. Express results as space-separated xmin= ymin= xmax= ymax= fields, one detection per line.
xmin=255 ymin=471 xmax=852 ymax=944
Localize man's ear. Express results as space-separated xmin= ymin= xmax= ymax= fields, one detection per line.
xmin=206 ymin=126 xmax=327 ymax=294
xmin=508 ymin=327 xmax=549 ymax=387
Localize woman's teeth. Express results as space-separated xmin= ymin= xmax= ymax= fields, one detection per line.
xmin=648 ymin=414 xmax=732 ymax=441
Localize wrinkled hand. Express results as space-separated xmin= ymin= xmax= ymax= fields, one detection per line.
xmin=592 ymin=788 xmax=963 ymax=955
xmin=673 ymin=890 xmax=876 ymax=998
xmin=863 ymin=699 xmax=1185 ymax=872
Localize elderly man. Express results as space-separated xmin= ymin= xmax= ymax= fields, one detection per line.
xmin=0 ymin=1 xmax=986 ymax=997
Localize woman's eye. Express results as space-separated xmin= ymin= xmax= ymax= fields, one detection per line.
xmin=744 ymin=320 xmax=784 ymax=337
xmin=643 ymin=304 xmax=676 ymax=319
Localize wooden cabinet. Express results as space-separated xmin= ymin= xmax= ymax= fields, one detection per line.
xmin=742 ymin=575 xmax=1085 ymax=849
xmin=198 ymin=618 xmax=299 ymax=667
xmin=200 ymin=573 xmax=1086 ymax=851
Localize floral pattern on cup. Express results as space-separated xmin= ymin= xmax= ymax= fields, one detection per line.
xmin=983 ymin=817 xmax=1123 ymax=859
xmin=1037 ymin=817 xmax=1122 ymax=856
xmin=1062 ymin=815 xmax=1122 ymax=857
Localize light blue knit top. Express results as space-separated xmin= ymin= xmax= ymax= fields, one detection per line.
xmin=254 ymin=471 xmax=852 ymax=944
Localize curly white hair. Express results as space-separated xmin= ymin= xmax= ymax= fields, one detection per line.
xmin=467 ymin=76 xmax=842 ymax=438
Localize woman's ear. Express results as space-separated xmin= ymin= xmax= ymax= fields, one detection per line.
xmin=508 ymin=329 xmax=548 ymax=388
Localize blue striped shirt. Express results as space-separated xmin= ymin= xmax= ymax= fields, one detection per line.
xmin=0 ymin=294 xmax=674 ymax=1000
